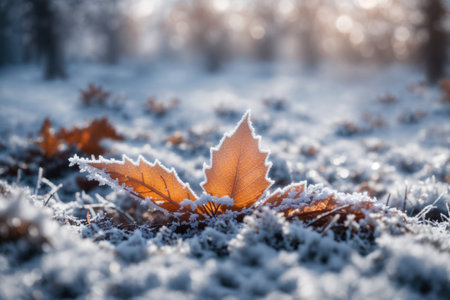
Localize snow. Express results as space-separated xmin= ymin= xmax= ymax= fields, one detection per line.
xmin=2 ymin=181 xmax=447 ymax=299
xmin=0 ymin=60 xmax=449 ymax=299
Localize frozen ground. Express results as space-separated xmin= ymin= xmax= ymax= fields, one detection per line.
xmin=0 ymin=60 xmax=449 ymax=299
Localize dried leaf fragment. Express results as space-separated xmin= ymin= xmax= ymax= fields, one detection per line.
xmin=146 ymin=97 xmax=179 ymax=116
xmin=281 ymin=194 xmax=374 ymax=228
xmin=440 ymin=78 xmax=450 ymax=102
xmin=202 ymin=112 xmax=272 ymax=209
xmin=79 ymin=83 xmax=111 ymax=106
xmin=59 ymin=117 xmax=124 ymax=156
xmin=38 ymin=117 xmax=123 ymax=157
xmin=262 ymin=183 xmax=376 ymax=228
xmin=39 ymin=118 xmax=61 ymax=157
xmin=264 ymin=183 xmax=305 ymax=207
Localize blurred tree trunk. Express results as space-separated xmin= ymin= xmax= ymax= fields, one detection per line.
xmin=0 ymin=0 xmax=15 ymax=66
xmin=300 ymin=24 xmax=319 ymax=70
xmin=422 ymin=0 xmax=447 ymax=84
xmin=298 ymin=4 xmax=319 ymax=71
xmin=255 ymin=3 xmax=277 ymax=61
xmin=102 ymin=0 xmax=122 ymax=64
xmin=86 ymin=0 xmax=124 ymax=65
xmin=29 ymin=0 xmax=66 ymax=79
xmin=104 ymin=25 xmax=121 ymax=64
xmin=0 ymin=3 xmax=9 ymax=66
xmin=190 ymin=0 xmax=229 ymax=72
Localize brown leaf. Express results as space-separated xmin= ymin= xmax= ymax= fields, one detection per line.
xmin=86 ymin=156 xmax=197 ymax=213
xmin=39 ymin=118 xmax=61 ymax=157
xmin=59 ymin=117 xmax=124 ymax=156
xmin=285 ymin=195 xmax=339 ymax=221
xmin=264 ymin=183 xmax=305 ymax=207
xmin=440 ymin=78 xmax=450 ymax=102
xmin=146 ymin=97 xmax=179 ymax=116
xmin=262 ymin=183 xmax=375 ymax=227
xmin=79 ymin=83 xmax=111 ymax=106
xmin=273 ymin=193 xmax=374 ymax=227
xmin=38 ymin=117 xmax=123 ymax=157
xmin=202 ymin=112 xmax=272 ymax=209
xmin=291 ymin=196 xmax=375 ymax=230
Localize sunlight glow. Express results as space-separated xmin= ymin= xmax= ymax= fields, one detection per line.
xmin=212 ymin=0 xmax=230 ymax=12
xmin=228 ymin=14 xmax=245 ymax=32
xmin=131 ymin=0 xmax=155 ymax=18
xmin=356 ymin=0 xmax=379 ymax=10
xmin=336 ymin=15 xmax=353 ymax=34
xmin=394 ymin=26 xmax=410 ymax=42
xmin=350 ymin=26 xmax=365 ymax=45
xmin=250 ymin=24 xmax=265 ymax=40
xmin=278 ymin=0 xmax=294 ymax=15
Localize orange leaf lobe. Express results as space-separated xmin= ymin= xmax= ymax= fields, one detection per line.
xmin=202 ymin=112 xmax=272 ymax=209
xmin=87 ymin=156 xmax=197 ymax=213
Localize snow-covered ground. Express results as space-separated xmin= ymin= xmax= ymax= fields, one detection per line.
xmin=0 ymin=61 xmax=449 ymax=299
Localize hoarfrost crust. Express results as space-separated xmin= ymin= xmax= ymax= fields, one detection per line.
xmin=0 ymin=181 xmax=446 ymax=300
xmin=180 ymin=194 xmax=234 ymax=211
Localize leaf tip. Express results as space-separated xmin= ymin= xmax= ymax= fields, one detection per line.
xmin=243 ymin=109 xmax=251 ymax=121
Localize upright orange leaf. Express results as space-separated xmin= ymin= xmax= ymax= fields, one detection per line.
xmin=71 ymin=155 xmax=197 ymax=213
xmin=202 ymin=112 xmax=272 ymax=209
xmin=39 ymin=118 xmax=61 ymax=157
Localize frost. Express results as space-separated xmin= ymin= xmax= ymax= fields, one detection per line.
xmin=181 ymin=194 xmax=234 ymax=212
xmin=389 ymin=176 xmax=449 ymax=216
xmin=1 ymin=180 xmax=449 ymax=299
xmin=1 ymin=59 xmax=449 ymax=300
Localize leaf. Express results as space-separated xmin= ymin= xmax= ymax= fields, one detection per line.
xmin=146 ymin=97 xmax=179 ymax=116
xmin=79 ymin=83 xmax=111 ymax=106
xmin=71 ymin=111 xmax=403 ymax=235
xmin=264 ymin=183 xmax=305 ymax=207
xmin=440 ymin=78 xmax=450 ymax=102
xmin=264 ymin=185 xmax=375 ymax=227
xmin=38 ymin=117 xmax=123 ymax=157
xmin=73 ymin=155 xmax=197 ymax=213
xmin=261 ymin=183 xmax=377 ymax=229
xmin=59 ymin=117 xmax=124 ymax=156
xmin=289 ymin=195 xmax=375 ymax=229
xmin=202 ymin=112 xmax=272 ymax=209
xmin=285 ymin=195 xmax=340 ymax=221
xmin=39 ymin=118 xmax=61 ymax=157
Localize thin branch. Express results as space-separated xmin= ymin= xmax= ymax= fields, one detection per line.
xmin=402 ymin=185 xmax=408 ymax=212
xmin=44 ymin=191 xmax=57 ymax=206
xmin=307 ymin=204 xmax=351 ymax=227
